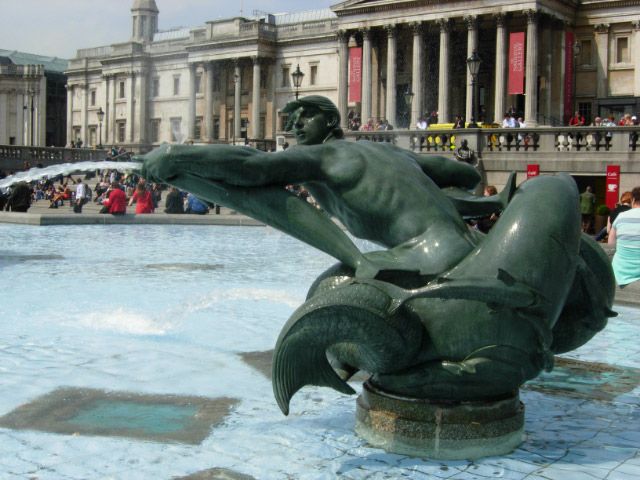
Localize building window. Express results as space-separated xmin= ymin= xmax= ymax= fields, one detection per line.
xmin=578 ymin=102 xmax=592 ymax=124
xmin=310 ymin=65 xmax=318 ymax=86
xmin=616 ymin=37 xmax=629 ymax=64
xmin=195 ymin=74 xmax=202 ymax=94
xmin=9 ymin=136 xmax=15 ymax=145
xmin=150 ymin=119 xmax=161 ymax=143
xmin=170 ymin=117 xmax=182 ymax=142
xmin=578 ymin=39 xmax=593 ymax=67
xmin=89 ymin=126 xmax=97 ymax=146
xmin=279 ymin=113 xmax=289 ymax=131
xmin=116 ymin=121 xmax=126 ymax=143
xmin=281 ymin=66 xmax=290 ymax=88
xmin=152 ymin=77 xmax=160 ymax=97
xmin=73 ymin=127 xmax=81 ymax=143
xmin=260 ymin=69 xmax=268 ymax=89
xmin=119 ymin=81 xmax=125 ymax=99
xmin=173 ymin=76 xmax=181 ymax=96
xmin=194 ymin=116 xmax=203 ymax=140
xmin=213 ymin=117 xmax=220 ymax=139
xmin=90 ymin=90 xmax=96 ymax=106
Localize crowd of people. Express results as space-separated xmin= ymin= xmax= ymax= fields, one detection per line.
xmin=0 ymin=165 xmax=219 ymax=216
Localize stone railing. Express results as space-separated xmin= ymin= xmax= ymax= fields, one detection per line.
xmin=343 ymin=126 xmax=640 ymax=156
xmin=0 ymin=146 xmax=108 ymax=172
xmin=276 ymin=19 xmax=338 ymax=40
xmin=75 ymin=46 xmax=114 ymax=59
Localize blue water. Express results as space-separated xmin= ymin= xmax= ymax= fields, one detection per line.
xmin=0 ymin=223 xmax=638 ymax=479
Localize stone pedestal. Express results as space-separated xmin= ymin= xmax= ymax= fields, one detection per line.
xmin=355 ymin=382 xmax=524 ymax=460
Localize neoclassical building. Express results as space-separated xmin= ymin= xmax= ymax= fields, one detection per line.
xmin=0 ymin=50 xmax=67 ymax=147
xmin=65 ymin=0 xmax=640 ymax=152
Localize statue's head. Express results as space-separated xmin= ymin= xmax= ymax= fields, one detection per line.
xmin=283 ymin=96 xmax=343 ymax=145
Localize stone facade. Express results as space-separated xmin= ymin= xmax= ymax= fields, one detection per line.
xmin=65 ymin=0 xmax=640 ymax=152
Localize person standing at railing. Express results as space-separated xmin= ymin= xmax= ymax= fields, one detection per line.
xmin=608 ymin=187 xmax=640 ymax=287
xmin=569 ymin=111 xmax=585 ymax=126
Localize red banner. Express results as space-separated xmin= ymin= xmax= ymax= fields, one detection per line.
xmin=606 ymin=165 xmax=621 ymax=210
xmin=508 ymin=32 xmax=525 ymax=95
xmin=348 ymin=47 xmax=362 ymax=103
xmin=564 ymin=31 xmax=575 ymax=124
xmin=527 ymin=164 xmax=540 ymax=179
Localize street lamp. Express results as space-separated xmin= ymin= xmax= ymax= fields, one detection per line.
xmin=573 ymin=39 xmax=581 ymax=120
xmin=466 ymin=50 xmax=481 ymax=128
xmin=291 ymin=64 xmax=304 ymax=100
xmin=96 ymin=107 xmax=105 ymax=149
xmin=22 ymin=90 xmax=35 ymax=145
xmin=403 ymin=87 xmax=414 ymax=128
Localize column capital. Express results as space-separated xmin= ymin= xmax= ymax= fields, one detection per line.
xmin=361 ymin=27 xmax=372 ymax=40
xmin=594 ymin=23 xmax=610 ymax=34
xmin=525 ymin=9 xmax=539 ymax=25
xmin=494 ymin=12 xmax=507 ymax=28
xmin=464 ymin=15 xmax=478 ymax=31
xmin=438 ymin=18 xmax=451 ymax=33
xmin=384 ymin=24 xmax=396 ymax=37
xmin=632 ymin=20 xmax=640 ymax=30
xmin=337 ymin=29 xmax=351 ymax=42
xmin=410 ymin=22 xmax=424 ymax=36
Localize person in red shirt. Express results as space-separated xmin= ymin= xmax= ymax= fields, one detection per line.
xmin=128 ymin=182 xmax=154 ymax=214
xmin=101 ymin=181 xmax=127 ymax=215
xmin=568 ymin=111 xmax=585 ymax=126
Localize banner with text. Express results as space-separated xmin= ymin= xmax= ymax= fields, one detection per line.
xmin=349 ymin=47 xmax=362 ymax=103
xmin=527 ymin=164 xmax=540 ymax=179
xmin=564 ymin=31 xmax=575 ymax=123
xmin=606 ymin=165 xmax=621 ymax=210
xmin=508 ymin=32 xmax=525 ymax=95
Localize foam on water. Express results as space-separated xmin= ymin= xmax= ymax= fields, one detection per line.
xmin=185 ymin=287 xmax=305 ymax=312
xmin=0 ymin=160 xmax=142 ymax=189
xmin=76 ymin=308 xmax=171 ymax=336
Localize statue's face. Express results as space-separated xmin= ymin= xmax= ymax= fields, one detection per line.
xmin=292 ymin=107 xmax=331 ymax=145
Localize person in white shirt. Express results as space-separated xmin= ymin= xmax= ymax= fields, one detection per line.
xmin=74 ymin=179 xmax=87 ymax=213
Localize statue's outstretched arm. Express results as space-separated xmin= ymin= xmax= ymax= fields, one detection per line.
xmin=411 ymin=154 xmax=480 ymax=190
xmin=140 ymin=143 xmax=324 ymax=187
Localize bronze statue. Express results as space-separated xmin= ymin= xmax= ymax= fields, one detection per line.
xmin=140 ymin=96 xmax=615 ymax=457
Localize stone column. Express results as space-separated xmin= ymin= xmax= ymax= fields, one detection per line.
xmin=16 ymin=90 xmax=24 ymax=145
xmin=634 ymin=22 xmax=640 ymax=97
xmin=494 ymin=14 xmax=507 ymax=124
xmin=128 ymin=74 xmax=136 ymax=143
xmin=187 ymin=63 xmax=197 ymax=141
xmin=234 ymin=60 xmax=241 ymax=143
xmin=411 ymin=22 xmax=424 ymax=127
xmin=103 ymin=76 xmax=110 ymax=144
xmin=205 ymin=62 xmax=214 ymax=142
xmin=338 ymin=30 xmax=350 ymax=128
xmin=594 ymin=24 xmax=610 ymax=100
xmin=138 ymin=69 xmax=147 ymax=145
xmin=361 ymin=28 xmax=372 ymax=123
xmin=524 ymin=10 xmax=539 ymax=127
xmin=251 ymin=56 xmax=261 ymax=139
xmin=66 ymin=84 xmax=73 ymax=146
xmin=465 ymin=16 xmax=478 ymax=123
xmin=384 ymin=25 xmax=397 ymax=127
xmin=438 ymin=19 xmax=451 ymax=123
xmin=111 ymin=77 xmax=117 ymax=144
xmin=0 ymin=91 xmax=7 ymax=144
xmin=82 ymin=84 xmax=89 ymax=146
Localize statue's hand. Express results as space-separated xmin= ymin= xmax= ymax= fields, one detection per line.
xmin=139 ymin=144 xmax=177 ymax=184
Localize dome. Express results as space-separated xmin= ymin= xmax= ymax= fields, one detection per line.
xmin=131 ymin=0 xmax=158 ymax=12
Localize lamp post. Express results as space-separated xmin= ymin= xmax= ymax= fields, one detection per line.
xmin=96 ymin=107 xmax=105 ymax=149
xmin=403 ymin=87 xmax=414 ymax=129
xmin=466 ymin=50 xmax=481 ymax=128
xmin=291 ymin=64 xmax=304 ymax=100
xmin=572 ymin=39 xmax=581 ymax=120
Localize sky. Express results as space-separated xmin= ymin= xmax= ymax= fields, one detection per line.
xmin=0 ymin=0 xmax=337 ymax=59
